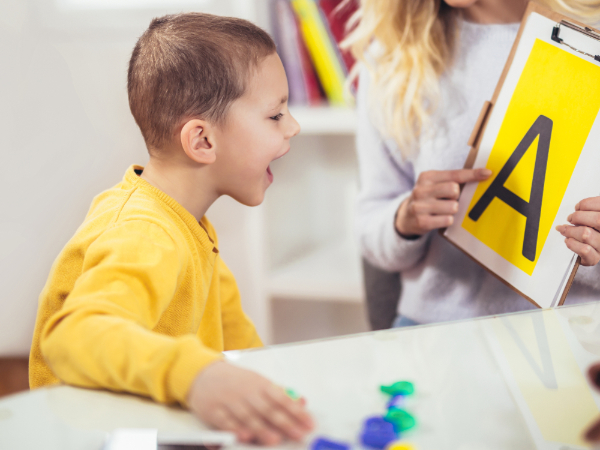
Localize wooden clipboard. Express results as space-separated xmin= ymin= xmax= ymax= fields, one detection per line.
xmin=441 ymin=1 xmax=600 ymax=309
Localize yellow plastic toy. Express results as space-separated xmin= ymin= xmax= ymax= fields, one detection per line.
xmin=386 ymin=442 xmax=415 ymax=450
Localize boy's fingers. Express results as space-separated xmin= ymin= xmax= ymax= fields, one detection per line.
xmin=210 ymin=407 xmax=252 ymax=443
xmin=265 ymin=406 xmax=306 ymax=441
xmin=564 ymin=237 xmax=600 ymax=266
xmin=227 ymin=401 xmax=282 ymax=446
xmin=420 ymin=168 xmax=491 ymax=185
xmin=265 ymin=385 xmax=314 ymax=430
xmin=248 ymin=394 xmax=306 ymax=441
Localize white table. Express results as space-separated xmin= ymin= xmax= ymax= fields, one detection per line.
xmin=1 ymin=302 xmax=599 ymax=450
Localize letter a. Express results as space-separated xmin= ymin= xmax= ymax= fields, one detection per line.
xmin=468 ymin=115 xmax=553 ymax=262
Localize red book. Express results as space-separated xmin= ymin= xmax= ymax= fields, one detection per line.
xmin=273 ymin=0 xmax=325 ymax=105
xmin=318 ymin=0 xmax=358 ymax=74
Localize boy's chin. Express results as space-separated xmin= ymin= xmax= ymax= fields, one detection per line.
xmin=230 ymin=192 xmax=265 ymax=207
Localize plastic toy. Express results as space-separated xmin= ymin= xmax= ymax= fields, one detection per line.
xmin=380 ymin=381 xmax=414 ymax=397
xmin=360 ymin=416 xmax=398 ymax=449
xmin=386 ymin=394 xmax=405 ymax=409
xmin=384 ymin=408 xmax=416 ymax=432
xmin=386 ymin=443 xmax=416 ymax=450
xmin=285 ymin=388 xmax=301 ymax=401
xmin=310 ymin=436 xmax=351 ymax=450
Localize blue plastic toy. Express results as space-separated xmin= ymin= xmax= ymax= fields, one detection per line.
xmin=359 ymin=416 xmax=398 ymax=449
xmin=386 ymin=394 xmax=405 ymax=409
xmin=310 ymin=437 xmax=351 ymax=450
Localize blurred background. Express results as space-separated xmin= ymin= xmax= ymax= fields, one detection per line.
xmin=0 ymin=0 xmax=368 ymax=397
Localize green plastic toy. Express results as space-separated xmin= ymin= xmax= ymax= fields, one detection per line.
xmin=285 ymin=388 xmax=301 ymax=400
xmin=379 ymin=381 xmax=414 ymax=397
xmin=384 ymin=407 xmax=416 ymax=432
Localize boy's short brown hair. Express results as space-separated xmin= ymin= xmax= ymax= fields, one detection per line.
xmin=128 ymin=12 xmax=276 ymax=151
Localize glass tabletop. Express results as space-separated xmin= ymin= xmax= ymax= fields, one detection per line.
xmin=0 ymin=302 xmax=598 ymax=450
xmin=226 ymin=301 xmax=600 ymax=450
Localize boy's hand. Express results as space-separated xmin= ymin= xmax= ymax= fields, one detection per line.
xmin=556 ymin=197 xmax=600 ymax=266
xmin=187 ymin=361 xmax=314 ymax=446
xmin=395 ymin=168 xmax=492 ymax=237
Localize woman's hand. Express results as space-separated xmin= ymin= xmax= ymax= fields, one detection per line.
xmin=395 ymin=168 xmax=492 ymax=237
xmin=556 ymin=197 xmax=600 ymax=266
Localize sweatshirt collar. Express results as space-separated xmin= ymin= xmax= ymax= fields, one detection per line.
xmin=125 ymin=165 xmax=218 ymax=255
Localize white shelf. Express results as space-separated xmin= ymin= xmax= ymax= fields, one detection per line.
xmin=290 ymin=106 xmax=357 ymax=135
xmin=267 ymin=241 xmax=364 ymax=303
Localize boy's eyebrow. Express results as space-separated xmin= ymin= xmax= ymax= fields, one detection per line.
xmin=269 ymin=96 xmax=288 ymax=109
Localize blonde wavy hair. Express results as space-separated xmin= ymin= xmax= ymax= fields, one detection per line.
xmin=343 ymin=0 xmax=600 ymax=158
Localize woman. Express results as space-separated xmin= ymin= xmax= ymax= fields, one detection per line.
xmin=346 ymin=0 xmax=600 ymax=327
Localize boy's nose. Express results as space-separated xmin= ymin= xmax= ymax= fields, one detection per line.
xmin=287 ymin=114 xmax=301 ymax=138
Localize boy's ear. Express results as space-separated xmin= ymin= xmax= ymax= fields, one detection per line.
xmin=180 ymin=119 xmax=216 ymax=164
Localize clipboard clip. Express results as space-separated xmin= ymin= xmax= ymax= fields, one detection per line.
xmin=551 ymin=20 xmax=600 ymax=62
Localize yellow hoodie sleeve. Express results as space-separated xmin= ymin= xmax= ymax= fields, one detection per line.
xmin=217 ymin=258 xmax=263 ymax=351
xmin=40 ymin=220 xmax=222 ymax=405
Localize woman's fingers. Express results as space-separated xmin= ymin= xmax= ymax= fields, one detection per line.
xmin=563 ymin=235 xmax=600 ymax=266
xmin=397 ymin=168 xmax=491 ymax=236
xmin=411 ymin=199 xmax=458 ymax=215
xmin=413 ymin=213 xmax=454 ymax=231
xmin=557 ymin=224 xmax=600 ymax=266
xmin=575 ymin=197 xmax=600 ymax=213
xmin=557 ymin=196 xmax=600 ymax=267
xmin=417 ymin=168 xmax=491 ymax=185
xmin=558 ymin=224 xmax=600 ymax=249
xmin=567 ymin=210 xmax=600 ymax=232
xmin=413 ymin=182 xmax=460 ymax=200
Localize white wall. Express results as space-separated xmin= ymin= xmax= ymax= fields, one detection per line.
xmin=0 ymin=0 xmax=271 ymax=356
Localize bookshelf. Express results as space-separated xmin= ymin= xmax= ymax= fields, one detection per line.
xmin=289 ymin=106 xmax=357 ymax=135
xmin=259 ymin=116 xmax=368 ymax=343
xmin=252 ymin=0 xmax=368 ymax=343
xmin=267 ymin=240 xmax=363 ymax=303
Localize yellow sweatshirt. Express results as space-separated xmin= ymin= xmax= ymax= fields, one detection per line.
xmin=29 ymin=165 xmax=262 ymax=405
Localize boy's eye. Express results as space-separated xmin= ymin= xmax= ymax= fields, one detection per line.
xmin=270 ymin=113 xmax=283 ymax=121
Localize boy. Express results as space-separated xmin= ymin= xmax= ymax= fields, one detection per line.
xmin=29 ymin=12 xmax=313 ymax=446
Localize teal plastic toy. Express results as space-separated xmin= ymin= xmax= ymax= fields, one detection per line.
xmin=380 ymin=381 xmax=414 ymax=397
xmin=285 ymin=388 xmax=301 ymax=400
xmin=384 ymin=407 xmax=416 ymax=432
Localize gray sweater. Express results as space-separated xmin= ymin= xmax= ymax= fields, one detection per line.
xmin=356 ymin=20 xmax=600 ymax=323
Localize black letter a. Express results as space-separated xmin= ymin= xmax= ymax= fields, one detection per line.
xmin=468 ymin=115 xmax=553 ymax=262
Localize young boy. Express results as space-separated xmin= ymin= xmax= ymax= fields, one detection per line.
xmin=29 ymin=12 xmax=313 ymax=446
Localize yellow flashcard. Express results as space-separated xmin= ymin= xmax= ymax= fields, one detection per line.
xmin=462 ymin=39 xmax=600 ymax=275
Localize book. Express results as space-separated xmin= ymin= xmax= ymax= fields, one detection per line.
xmin=290 ymin=0 xmax=347 ymax=105
xmin=317 ymin=0 xmax=357 ymax=74
xmin=272 ymin=0 xmax=325 ymax=105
